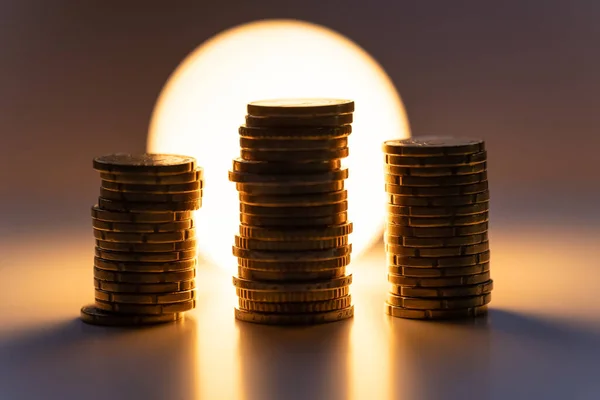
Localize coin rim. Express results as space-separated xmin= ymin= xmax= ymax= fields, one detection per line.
xmin=247 ymin=98 xmax=354 ymax=116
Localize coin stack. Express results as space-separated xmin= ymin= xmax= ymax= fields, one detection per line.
xmin=229 ymin=98 xmax=356 ymax=325
xmin=383 ymin=137 xmax=493 ymax=320
xmin=80 ymin=153 xmax=203 ymax=327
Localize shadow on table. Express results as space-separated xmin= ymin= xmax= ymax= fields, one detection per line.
xmin=0 ymin=315 xmax=198 ymax=400
xmin=386 ymin=309 xmax=492 ymax=400
xmin=487 ymin=308 xmax=600 ymax=400
xmin=386 ymin=308 xmax=600 ymax=400
xmin=235 ymin=318 xmax=352 ymax=400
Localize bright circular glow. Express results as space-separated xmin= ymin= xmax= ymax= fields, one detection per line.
xmin=148 ymin=19 xmax=411 ymax=271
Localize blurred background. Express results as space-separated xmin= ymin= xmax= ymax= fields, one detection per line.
xmin=1 ymin=0 xmax=599 ymax=234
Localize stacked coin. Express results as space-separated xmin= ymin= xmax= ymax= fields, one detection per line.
xmin=80 ymin=153 xmax=203 ymax=327
xmin=229 ymin=98 xmax=356 ymax=325
xmin=382 ymin=137 xmax=492 ymax=320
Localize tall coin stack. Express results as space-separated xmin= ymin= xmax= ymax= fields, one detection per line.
xmin=229 ymin=99 xmax=355 ymax=325
xmin=382 ymin=137 xmax=493 ymax=320
xmin=80 ymin=153 xmax=203 ymax=327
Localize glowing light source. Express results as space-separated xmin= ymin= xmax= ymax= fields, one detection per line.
xmin=148 ymin=19 xmax=410 ymax=271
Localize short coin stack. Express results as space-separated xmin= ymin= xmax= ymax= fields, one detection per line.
xmin=80 ymin=153 xmax=203 ymax=327
xmin=229 ymin=98 xmax=356 ymax=325
xmin=383 ymin=137 xmax=492 ymax=320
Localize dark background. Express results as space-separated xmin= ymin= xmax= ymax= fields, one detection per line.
xmin=1 ymin=0 xmax=599 ymax=233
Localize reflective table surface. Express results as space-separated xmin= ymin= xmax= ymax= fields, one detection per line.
xmin=1 ymin=222 xmax=599 ymax=400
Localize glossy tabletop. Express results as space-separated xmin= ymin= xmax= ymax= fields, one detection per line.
xmin=1 ymin=221 xmax=599 ymax=400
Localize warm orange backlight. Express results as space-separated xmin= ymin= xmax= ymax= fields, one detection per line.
xmin=148 ymin=19 xmax=410 ymax=271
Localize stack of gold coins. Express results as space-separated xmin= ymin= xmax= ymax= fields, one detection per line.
xmin=229 ymin=99 xmax=355 ymax=325
xmin=382 ymin=137 xmax=492 ymax=320
xmin=80 ymin=153 xmax=203 ymax=326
